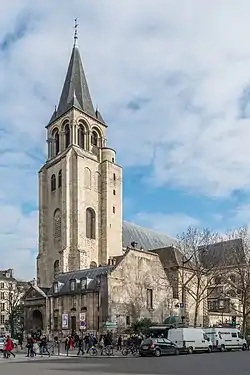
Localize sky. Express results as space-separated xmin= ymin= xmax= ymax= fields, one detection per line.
xmin=1 ymin=0 xmax=250 ymax=279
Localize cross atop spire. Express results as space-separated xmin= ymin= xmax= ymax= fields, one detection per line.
xmin=48 ymin=24 xmax=106 ymax=126
xmin=74 ymin=18 xmax=78 ymax=46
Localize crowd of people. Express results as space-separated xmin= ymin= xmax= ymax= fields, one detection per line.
xmin=62 ymin=331 xmax=145 ymax=356
xmin=0 ymin=330 xmax=147 ymax=359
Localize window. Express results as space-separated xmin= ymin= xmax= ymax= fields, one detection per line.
xmin=53 ymin=282 xmax=59 ymax=294
xmin=58 ymin=170 xmax=62 ymax=188
xmin=0 ymin=303 xmax=5 ymax=312
xmin=0 ymin=292 xmax=4 ymax=300
xmin=126 ymin=316 xmax=131 ymax=326
xmin=54 ymin=260 xmax=59 ymax=278
xmin=113 ymin=190 xmax=116 ymax=195
xmin=54 ymin=315 xmax=59 ymax=331
xmin=51 ymin=174 xmax=56 ymax=192
xmin=52 ymin=128 xmax=60 ymax=156
xmin=70 ymin=279 xmax=76 ymax=292
xmin=84 ymin=168 xmax=91 ymax=189
xmin=0 ymin=315 xmax=5 ymax=325
xmin=78 ymin=126 xmax=85 ymax=149
xmin=0 ymin=283 xmax=4 ymax=289
xmin=147 ymin=289 xmax=153 ymax=309
xmin=113 ymin=206 xmax=115 ymax=214
xmin=53 ymin=209 xmax=62 ymax=240
xmin=81 ymin=294 xmax=87 ymax=307
xmin=81 ymin=278 xmax=87 ymax=290
xmin=55 ymin=131 xmax=60 ymax=155
xmin=86 ymin=208 xmax=96 ymax=239
xmin=218 ymin=299 xmax=225 ymax=309
xmin=65 ymin=124 xmax=70 ymax=148
xmin=91 ymin=131 xmax=98 ymax=146
xmin=113 ymin=173 xmax=116 ymax=181
xmin=231 ymin=333 xmax=237 ymax=338
xmin=112 ymin=157 xmax=114 ymax=163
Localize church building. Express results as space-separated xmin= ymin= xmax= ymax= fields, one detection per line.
xmin=23 ymin=32 xmax=205 ymax=335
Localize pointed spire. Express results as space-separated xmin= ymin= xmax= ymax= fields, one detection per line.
xmin=48 ymin=21 xmax=105 ymax=125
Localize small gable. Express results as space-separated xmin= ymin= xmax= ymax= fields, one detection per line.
xmin=23 ymin=285 xmax=47 ymax=300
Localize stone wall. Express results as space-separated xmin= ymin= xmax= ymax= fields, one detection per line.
xmin=108 ymin=249 xmax=174 ymax=331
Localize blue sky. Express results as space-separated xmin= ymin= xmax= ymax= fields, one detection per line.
xmin=1 ymin=0 xmax=250 ymax=279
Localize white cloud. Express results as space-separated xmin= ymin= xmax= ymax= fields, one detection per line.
xmin=133 ymin=212 xmax=200 ymax=237
xmin=2 ymin=1 xmax=250 ymax=277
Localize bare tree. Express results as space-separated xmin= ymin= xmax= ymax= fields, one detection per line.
xmin=4 ymin=281 xmax=28 ymax=337
xmin=222 ymin=226 xmax=250 ymax=335
xmin=177 ymin=227 xmax=223 ymax=327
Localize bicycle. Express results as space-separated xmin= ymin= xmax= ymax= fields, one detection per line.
xmin=122 ymin=345 xmax=138 ymax=356
xmin=89 ymin=345 xmax=98 ymax=356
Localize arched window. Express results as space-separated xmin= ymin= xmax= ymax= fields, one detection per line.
xmin=53 ymin=209 xmax=62 ymax=240
xmin=65 ymin=124 xmax=70 ymax=148
xmin=54 ymin=260 xmax=59 ymax=278
xmin=78 ymin=126 xmax=85 ymax=149
xmin=91 ymin=131 xmax=98 ymax=146
xmin=51 ymin=174 xmax=56 ymax=192
xmin=58 ymin=170 xmax=62 ymax=188
xmin=52 ymin=128 xmax=60 ymax=156
xmin=86 ymin=208 xmax=96 ymax=239
xmin=84 ymin=168 xmax=91 ymax=189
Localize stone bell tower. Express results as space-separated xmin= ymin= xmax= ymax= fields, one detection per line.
xmin=37 ymin=30 xmax=123 ymax=288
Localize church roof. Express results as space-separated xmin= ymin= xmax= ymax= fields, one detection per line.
xmin=122 ymin=221 xmax=177 ymax=250
xmin=48 ymin=44 xmax=105 ymax=125
xmin=47 ymin=265 xmax=114 ymax=296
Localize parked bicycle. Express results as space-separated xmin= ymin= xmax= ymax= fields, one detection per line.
xmin=122 ymin=345 xmax=138 ymax=356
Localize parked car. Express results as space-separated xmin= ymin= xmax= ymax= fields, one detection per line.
xmin=0 ymin=337 xmax=5 ymax=352
xmin=167 ymin=328 xmax=213 ymax=354
xmin=203 ymin=327 xmax=247 ymax=352
xmin=139 ymin=337 xmax=180 ymax=357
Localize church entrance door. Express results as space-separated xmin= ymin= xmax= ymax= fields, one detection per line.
xmin=32 ymin=310 xmax=43 ymax=331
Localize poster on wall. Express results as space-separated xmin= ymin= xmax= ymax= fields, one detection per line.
xmin=79 ymin=312 xmax=86 ymax=329
xmin=62 ymin=314 xmax=69 ymax=329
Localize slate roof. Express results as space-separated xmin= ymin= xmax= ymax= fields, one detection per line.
xmin=199 ymin=238 xmax=245 ymax=268
xmin=48 ymin=44 xmax=105 ymax=125
xmin=48 ymin=265 xmax=114 ymax=296
xmin=122 ymin=221 xmax=177 ymax=250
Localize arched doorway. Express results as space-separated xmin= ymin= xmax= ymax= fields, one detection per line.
xmin=32 ymin=310 xmax=43 ymax=331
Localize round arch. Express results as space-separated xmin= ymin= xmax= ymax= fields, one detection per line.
xmin=78 ymin=119 xmax=90 ymax=133
xmin=61 ymin=118 xmax=70 ymax=131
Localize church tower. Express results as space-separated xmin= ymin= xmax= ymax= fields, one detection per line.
xmin=37 ymin=33 xmax=123 ymax=288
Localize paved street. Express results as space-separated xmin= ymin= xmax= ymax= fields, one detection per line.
xmin=1 ymin=351 xmax=250 ymax=374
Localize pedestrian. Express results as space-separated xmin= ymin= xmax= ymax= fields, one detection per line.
xmin=40 ymin=336 xmax=50 ymax=356
xmin=4 ymin=336 xmax=15 ymax=358
xmin=77 ymin=337 xmax=84 ymax=356
xmin=117 ymin=335 xmax=122 ymax=351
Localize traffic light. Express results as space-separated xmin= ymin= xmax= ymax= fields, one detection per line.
xmin=232 ymin=316 xmax=236 ymax=327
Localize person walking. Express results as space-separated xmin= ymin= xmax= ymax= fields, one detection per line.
xmin=77 ymin=337 xmax=84 ymax=356
xmin=5 ymin=336 xmax=15 ymax=358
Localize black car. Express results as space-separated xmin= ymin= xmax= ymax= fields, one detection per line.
xmin=139 ymin=338 xmax=179 ymax=357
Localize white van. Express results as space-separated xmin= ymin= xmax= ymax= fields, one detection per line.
xmin=203 ymin=327 xmax=247 ymax=352
xmin=167 ymin=328 xmax=212 ymax=354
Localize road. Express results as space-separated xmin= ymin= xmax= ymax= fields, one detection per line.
xmin=1 ymin=351 xmax=250 ymax=374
